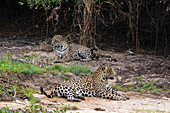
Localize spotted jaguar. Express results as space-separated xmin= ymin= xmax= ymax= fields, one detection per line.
xmin=51 ymin=35 xmax=97 ymax=63
xmin=40 ymin=65 xmax=129 ymax=102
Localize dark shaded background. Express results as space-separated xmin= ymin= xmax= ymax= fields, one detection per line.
xmin=0 ymin=0 xmax=169 ymax=56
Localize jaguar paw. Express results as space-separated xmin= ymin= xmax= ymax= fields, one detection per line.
xmin=125 ymin=96 xmax=130 ymax=100
xmin=67 ymin=98 xmax=81 ymax=102
xmin=53 ymin=60 xmax=63 ymax=63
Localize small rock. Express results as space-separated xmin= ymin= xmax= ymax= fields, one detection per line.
xmin=94 ymin=107 xmax=105 ymax=111
xmin=128 ymin=74 xmax=136 ymax=77
xmin=123 ymin=81 xmax=136 ymax=86
xmin=15 ymin=99 xmax=24 ymax=104
xmin=63 ymin=72 xmax=78 ymax=79
xmin=45 ymin=73 xmax=54 ymax=79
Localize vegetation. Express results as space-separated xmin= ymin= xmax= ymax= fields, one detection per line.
xmin=0 ymin=57 xmax=90 ymax=76
xmin=0 ymin=103 xmax=78 ymax=113
xmin=19 ymin=86 xmax=40 ymax=104
xmin=45 ymin=64 xmax=91 ymax=76
xmin=0 ymin=104 xmax=68 ymax=113
xmin=0 ymin=57 xmax=45 ymax=75
xmin=0 ymin=106 xmax=12 ymax=113
xmin=112 ymin=73 xmax=169 ymax=93
xmin=1 ymin=0 xmax=169 ymax=55
xmin=112 ymin=81 xmax=164 ymax=93
xmin=135 ymin=108 xmax=165 ymax=113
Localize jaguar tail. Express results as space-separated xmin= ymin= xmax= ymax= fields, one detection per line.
xmin=40 ymin=86 xmax=53 ymax=98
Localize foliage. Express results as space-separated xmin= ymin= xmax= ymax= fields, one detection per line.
xmin=112 ymin=81 xmax=163 ymax=93
xmin=19 ymin=86 xmax=40 ymax=104
xmin=0 ymin=57 xmax=90 ymax=76
xmin=19 ymin=0 xmax=60 ymax=9
xmin=0 ymin=106 xmax=12 ymax=113
xmin=18 ymin=0 xmax=100 ymax=9
xmin=0 ymin=104 xmax=67 ymax=113
xmin=135 ymin=108 xmax=165 ymax=113
xmin=0 ymin=57 xmax=45 ymax=75
xmin=45 ymin=64 xmax=91 ymax=76
xmin=0 ymin=102 xmax=79 ymax=113
xmin=61 ymin=74 xmax=70 ymax=80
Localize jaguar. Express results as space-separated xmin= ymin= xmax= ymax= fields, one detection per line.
xmin=40 ymin=65 xmax=129 ymax=102
xmin=51 ymin=35 xmax=97 ymax=63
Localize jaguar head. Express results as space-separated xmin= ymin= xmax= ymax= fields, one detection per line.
xmin=98 ymin=65 xmax=117 ymax=84
xmin=51 ymin=35 xmax=68 ymax=51
xmin=51 ymin=35 xmax=64 ymax=48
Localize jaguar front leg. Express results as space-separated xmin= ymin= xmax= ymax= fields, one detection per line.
xmin=106 ymin=84 xmax=129 ymax=100
xmin=54 ymin=56 xmax=62 ymax=63
xmin=96 ymin=89 xmax=126 ymax=101
xmin=66 ymin=93 xmax=81 ymax=102
xmin=54 ymin=55 xmax=71 ymax=63
xmin=74 ymin=89 xmax=85 ymax=100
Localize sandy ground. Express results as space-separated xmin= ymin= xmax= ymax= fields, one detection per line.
xmin=0 ymin=92 xmax=169 ymax=113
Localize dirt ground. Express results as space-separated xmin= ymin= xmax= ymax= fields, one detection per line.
xmin=1 ymin=92 xmax=169 ymax=113
xmin=0 ymin=40 xmax=170 ymax=113
xmin=35 ymin=92 xmax=170 ymax=113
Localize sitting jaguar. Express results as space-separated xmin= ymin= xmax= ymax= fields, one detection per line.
xmin=51 ymin=35 xmax=97 ymax=63
xmin=40 ymin=65 xmax=129 ymax=102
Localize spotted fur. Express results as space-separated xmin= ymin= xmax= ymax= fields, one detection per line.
xmin=40 ymin=65 xmax=129 ymax=102
xmin=51 ymin=35 xmax=97 ymax=63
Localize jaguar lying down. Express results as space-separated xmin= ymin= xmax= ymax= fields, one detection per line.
xmin=40 ymin=65 xmax=129 ymax=102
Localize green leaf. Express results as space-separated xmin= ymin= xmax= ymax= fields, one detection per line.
xmin=18 ymin=2 xmax=24 ymax=5
xmin=95 ymin=0 xmax=98 ymax=3
xmin=52 ymin=0 xmax=56 ymax=3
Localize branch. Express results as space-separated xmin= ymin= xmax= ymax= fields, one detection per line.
xmin=0 ymin=85 xmax=16 ymax=99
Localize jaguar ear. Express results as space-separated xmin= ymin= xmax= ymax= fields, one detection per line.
xmin=102 ymin=66 xmax=105 ymax=70
xmin=101 ymin=64 xmax=106 ymax=70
